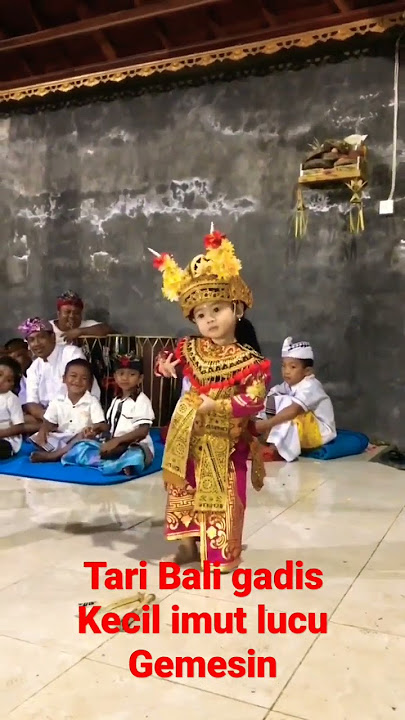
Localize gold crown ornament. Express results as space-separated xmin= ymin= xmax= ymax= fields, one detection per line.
xmin=149 ymin=230 xmax=253 ymax=318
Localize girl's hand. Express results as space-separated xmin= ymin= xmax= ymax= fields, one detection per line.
xmin=83 ymin=426 xmax=96 ymax=439
xmin=158 ymin=353 xmax=180 ymax=379
xmin=197 ymin=395 xmax=217 ymax=414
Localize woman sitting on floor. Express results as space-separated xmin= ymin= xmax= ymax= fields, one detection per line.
xmin=62 ymin=352 xmax=155 ymax=476
xmin=50 ymin=290 xmax=112 ymax=346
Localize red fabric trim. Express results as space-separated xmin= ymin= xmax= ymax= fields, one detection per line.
xmin=57 ymin=299 xmax=84 ymax=310
xmin=177 ymin=338 xmax=271 ymax=393
xmin=174 ymin=338 xmax=186 ymax=364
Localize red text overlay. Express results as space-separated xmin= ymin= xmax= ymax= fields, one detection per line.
xmin=80 ymin=560 xmax=327 ymax=679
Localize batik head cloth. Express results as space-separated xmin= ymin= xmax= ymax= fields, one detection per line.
xmin=281 ymin=336 xmax=314 ymax=361
xmin=57 ymin=291 xmax=84 ymax=311
xmin=18 ymin=317 xmax=54 ymax=339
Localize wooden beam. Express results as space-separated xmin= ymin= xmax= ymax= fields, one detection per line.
xmin=331 ymin=0 xmax=351 ymax=11
xmin=25 ymin=0 xmax=42 ymax=31
xmin=154 ymin=19 xmax=171 ymax=50
xmin=1 ymin=0 xmax=404 ymax=89
xmin=0 ymin=0 xmax=225 ymax=53
xmin=18 ymin=54 xmax=33 ymax=77
xmin=207 ymin=9 xmax=221 ymax=37
xmin=76 ymin=2 xmax=117 ymax=61
xmin=0 ymin=28 xmax=32 ymax=75
xmin=260 ymin=0 xmax=278 ymax=26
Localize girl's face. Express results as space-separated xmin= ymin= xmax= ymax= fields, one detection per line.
xmin=193 ymin=301 xmax=236 ymax=343
xmin=0 ymin=364 xmax=16 ymax=393
xmin=114 ymin=368 xmax=142 ymax=394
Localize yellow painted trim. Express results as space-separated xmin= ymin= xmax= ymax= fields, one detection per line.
xmin=0 ymin=11 xmax=403 ymax=102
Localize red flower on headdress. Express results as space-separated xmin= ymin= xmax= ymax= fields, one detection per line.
xmin=204 ymin=231 xmax=225 ymax=250
xmin=120 ymin=356 xmax=130 ymax=367
xmin=153 ymin=252 xmax=171 ymax=270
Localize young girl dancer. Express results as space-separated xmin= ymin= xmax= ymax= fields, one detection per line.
xmin=153 ymin=229 xmax=270 ymax=572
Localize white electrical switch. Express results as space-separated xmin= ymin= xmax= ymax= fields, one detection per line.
xmin=379 ymin=199 xmax=394 ymax=215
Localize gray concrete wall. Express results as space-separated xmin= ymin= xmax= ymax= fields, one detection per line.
xmin=1 ymin=53 xmax=404 ymax=444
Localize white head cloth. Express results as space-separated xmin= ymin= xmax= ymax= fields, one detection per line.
xmin=281 ymin=336 xmax=314 ymax=360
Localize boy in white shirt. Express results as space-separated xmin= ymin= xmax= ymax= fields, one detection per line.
xmin=0 ymin=357 xmax=24 ymax=459
xmin=256 ymin=337 xmax=336 ymax=462
xmin=30 ymin=358 xmax=107 ymax=463
xmin=62 ymin=352 xmax=155 ymax=476
xmin=4 ymin=338 xmax=32 ymax=406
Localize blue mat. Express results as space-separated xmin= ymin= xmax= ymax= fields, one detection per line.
xmin=0 ymin=429 xmax=164 ymax=485
xmin=302 ymin=429 xmax=369 ymax=460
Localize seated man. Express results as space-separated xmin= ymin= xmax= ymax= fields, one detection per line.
xmin=50 ymin=291 xmax=112 ymax=345
xmin=255 ymin=337 xmax=336 ymax=462
xmin=18 ymin=317 xmax=101 ymax=432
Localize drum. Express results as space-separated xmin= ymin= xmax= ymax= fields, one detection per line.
xmin=80 ymin=334 xmax=181 ymax=426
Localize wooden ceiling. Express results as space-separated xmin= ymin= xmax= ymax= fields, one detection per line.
xmin=0 ymin=0 xmax=403 ymax=99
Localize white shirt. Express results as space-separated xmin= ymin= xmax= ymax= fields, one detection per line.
xmin=26 ymin=344 xmax=100 ymax=407
xmin=44 ymin=390 xmax=105 ymax=434
xmin=0 ymin=391 xmax=24 ymax=453
xmin=18 ymin=375 xmax=27 ymax=406
xmin=269 ymin=375 xmax=336 ymax=436
xmin=106 ymin=392 xmax=155 ymax=458
xmin=50 ymin=319 xmax=100 ymax=346
xmin=181 ymin=377 xmax=191 ymax=396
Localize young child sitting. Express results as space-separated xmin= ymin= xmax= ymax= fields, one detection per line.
xmin=0 ymin=357 xmax=24 ymax=459
xmin=62 ymin=352 xmax=155 ymax=476
xmin=256 ymin=337 xmax=336 ymax=462
xmin=4 ymin=338 xmax=36 ymax=431
xmin=30 ymin=359 xmax=107 ymax=463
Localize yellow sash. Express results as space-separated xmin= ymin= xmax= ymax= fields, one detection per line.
xmin=294 ymin=412 xmax=323 ymax=449
xmin=163 ymin=391 xmax=230 ymax=512
xmin=162 ymin=393 xmax=199 ymax=488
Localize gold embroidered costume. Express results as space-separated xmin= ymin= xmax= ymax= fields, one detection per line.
xmin=152 ymin=231 xmax=271 ymax=571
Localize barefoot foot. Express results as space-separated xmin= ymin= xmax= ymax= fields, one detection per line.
xmin=30 ymin=451 xmax=51 ymax=463
xmin=30 ymin=450 xmax=62 ymax=463
xmin=163 ymin=539 xmax=199 ymax=565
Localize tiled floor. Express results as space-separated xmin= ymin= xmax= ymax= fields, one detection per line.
xmin=1 ymin=449 xmax=404 ymax=719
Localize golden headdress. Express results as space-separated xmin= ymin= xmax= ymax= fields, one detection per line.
xmin=151 ymin=231 xmax=252 ymax=318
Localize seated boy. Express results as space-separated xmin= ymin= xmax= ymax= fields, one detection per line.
xmin=62 ymin=352 xmax=155 ymax=476
xmin=4 ymin=338 xmax=35 ymax=431
xmin=30 ymin=358 xmax=108 ymax=463
xmin=255 ymin=337 xmax=336 ymax=462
